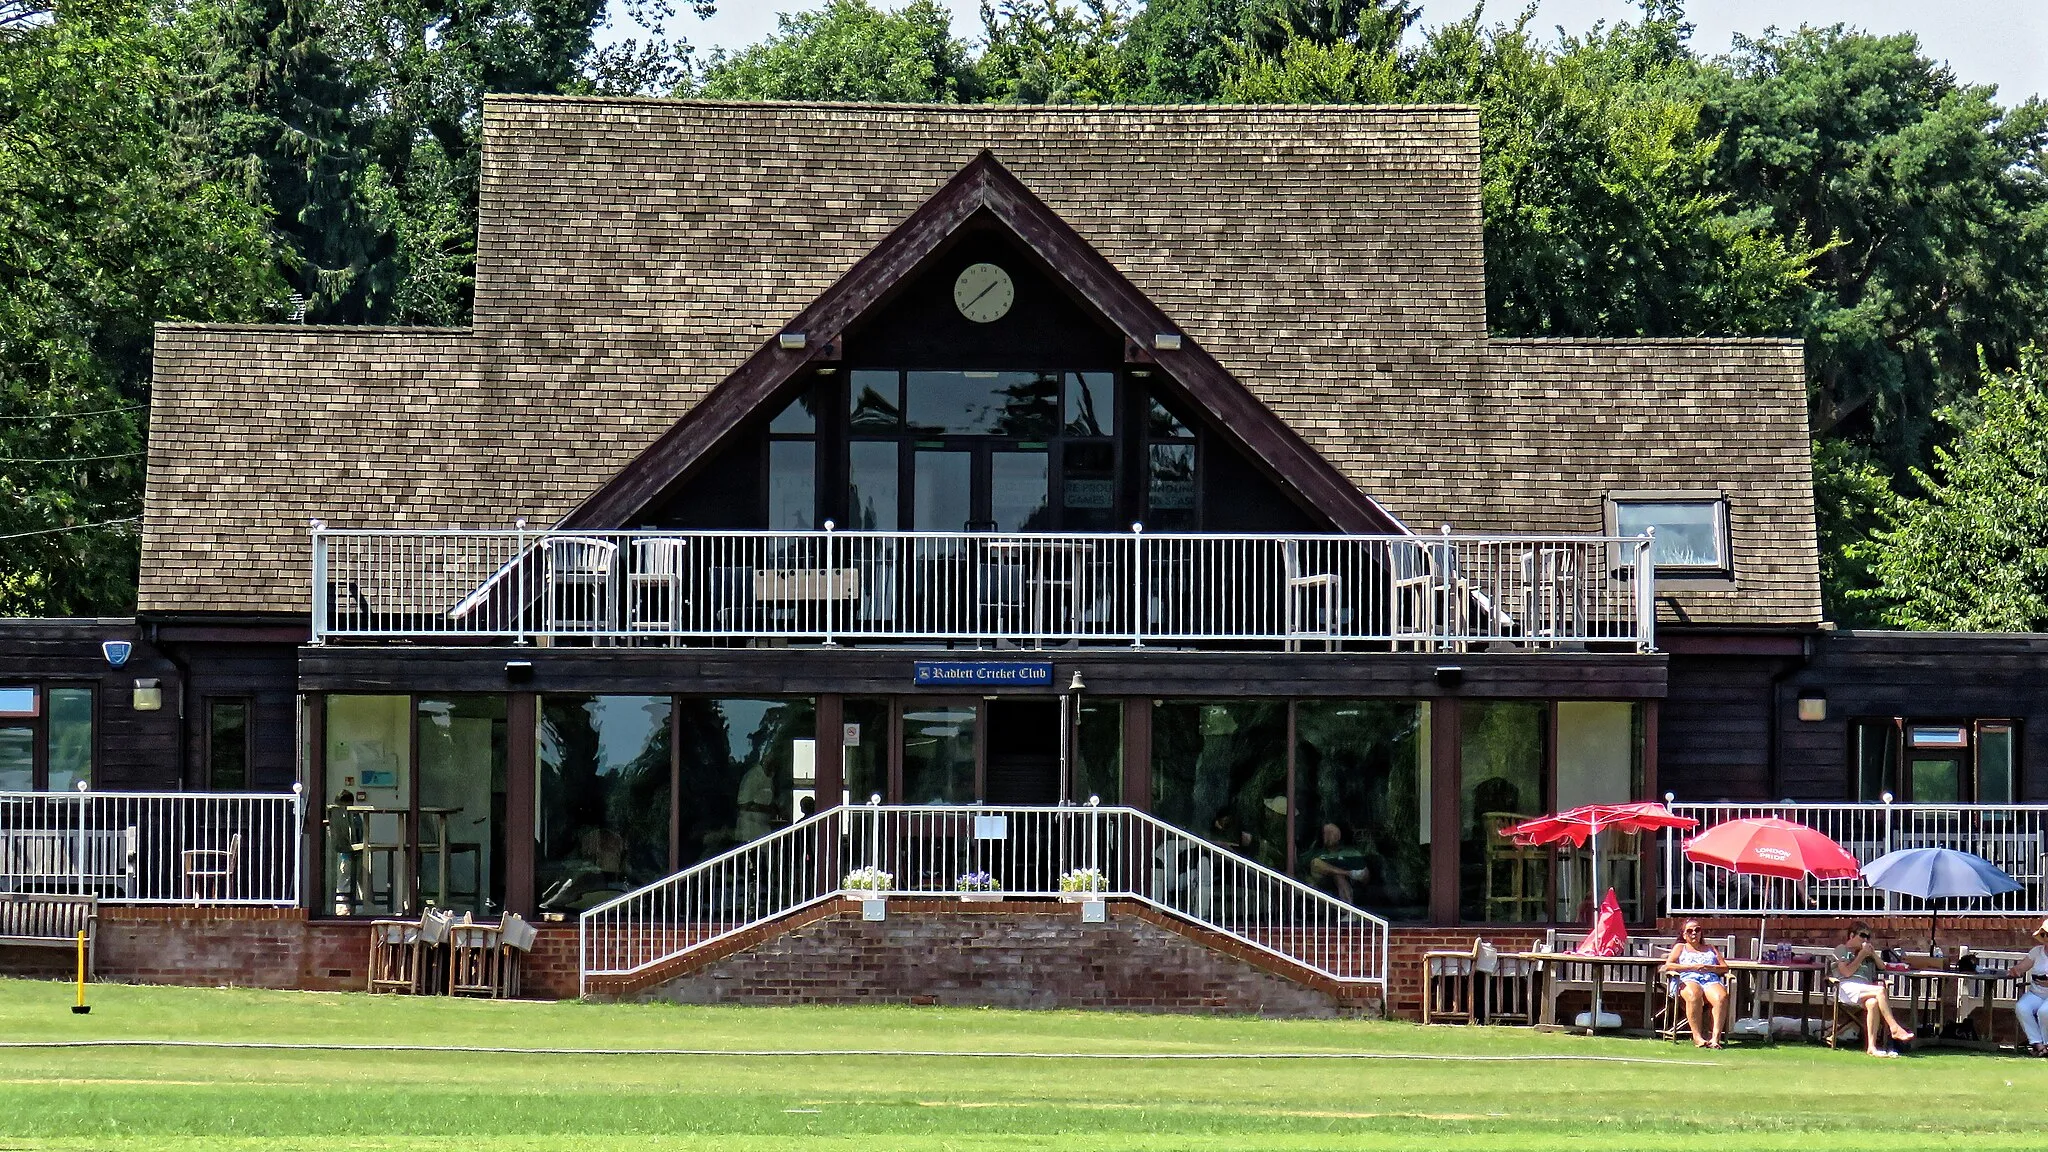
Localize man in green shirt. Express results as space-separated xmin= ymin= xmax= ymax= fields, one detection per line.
xmin=1305 ymin=822 xmax=1371 ymax=905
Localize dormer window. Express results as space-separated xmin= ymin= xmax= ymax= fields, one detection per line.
xmin=1607 ymin=491 xmax=1729 ymax=577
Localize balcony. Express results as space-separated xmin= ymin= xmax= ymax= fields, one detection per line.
xmin=310 ymin=527 xmax=1657 ymax=651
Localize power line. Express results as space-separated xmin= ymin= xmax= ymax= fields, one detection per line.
xmin=0 ymin=404 xmax=146 ymax=421
xmin=0 ymin=515 xmax=141 ymax=541
xmin=0 ymin=451 xmax=144 ymax=464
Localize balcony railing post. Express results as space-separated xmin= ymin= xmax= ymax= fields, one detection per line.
xmin=1130 ymin=522 xmax=1145 ymax=648
xmin=290 ymin=782 xmax=305 ymax=908
xmin=513 ymin=518 xmax=529 ymax=646
xmin=309 ymin=519 xmax=328 ymax=644
xmin=1637 ymin=528 xmax=1657 ymax=652
xmin=1882 ymin=791 xmax=1896 ymax=914
xmin=75 ymin=781 xmax=89 ymax=897
xmin=822 ymin=522 xmax=837 ymax=648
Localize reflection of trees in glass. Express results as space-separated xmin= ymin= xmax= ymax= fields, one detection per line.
xmin=1076 ymin=701 xmax=1122 ymax=803
xmin=675 ymin=698 xmax=815 ymax=867
xmin=538 ymin=696 xmax=672 ymax=912
xmin=850 ymin=370 xmax=902 ymax=431
xmin=1064 ymin=372 xmax=1114 ymax=436
xmin=1295 ymin=701 xmax=1428 ymax=920
xmin=1458 ymin=701 xmax=1547 ymax=923
xmin=1151 ymin=701 xmax=1287 ymax=870
xmin=991 ymin=372 xmax=1057 ymax=437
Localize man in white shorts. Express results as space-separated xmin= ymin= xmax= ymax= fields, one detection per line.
xmin=1834 ymin=922 xmax=1915 ymax=1057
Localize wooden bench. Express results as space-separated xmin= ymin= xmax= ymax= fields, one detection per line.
xmin=0 ymin=827 xmax=138 ymax=897
xmin=0 ymin=893 xmax=98 ymax=975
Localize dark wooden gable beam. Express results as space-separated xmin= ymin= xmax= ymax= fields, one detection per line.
xmin=563 ymin=151 xmax=1407 ymax=535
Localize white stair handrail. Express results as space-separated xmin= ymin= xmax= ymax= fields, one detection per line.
xmin=577 ymin=804 xmax=1390 ymax=996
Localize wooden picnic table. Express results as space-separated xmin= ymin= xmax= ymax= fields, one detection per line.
xmin=1503 ymin=953 xmax=1830 ymax=1042
xmin=1505 ymin=951 xmax=1665 ymax=1034
xmin=1890 ymin=967 xmax=2007 ymax=1047
xmin=1724 ymin=958 xmax=1826 ymax=1043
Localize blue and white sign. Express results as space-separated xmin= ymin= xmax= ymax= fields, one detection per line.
xmin=101 ymin=640 xmax=132 ymax=668
xmin=913 ymin=660 xmax=1054 ymax=687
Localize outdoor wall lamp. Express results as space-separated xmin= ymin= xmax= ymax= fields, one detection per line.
xmin=1433 ymin=665 xmax=1464 ymax=688
xmin=1796 ymin=689 xmax=1827 ymax=722
xmin=505 ymin=660 xmax=534 ymax=683
xmin=1068 ymin=671 xmax=1086 ymax=692
xmin=778 ymin=331 xmax=807 ymax=350
xmin=131 ymin=678 xmax=162 ymax=711
xmin=1152 ymin=332 xmax=1182 ymax=351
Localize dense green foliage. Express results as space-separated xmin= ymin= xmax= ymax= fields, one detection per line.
xmin=1 ymin=980 xmax=2044 ymax=1150
xmin=1860 ymin=349 xmax=2048 ymax=632
xmin=4 ymin=0 xmax=2044 ymax=627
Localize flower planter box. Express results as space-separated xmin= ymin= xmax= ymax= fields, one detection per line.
xmin=958 ymin=891 xmax=1003 ymax=902
xmin=1058 ymin=892 xmax=1108 ymax=903
xmin=842 ymin=890 xmax=888 ymax=903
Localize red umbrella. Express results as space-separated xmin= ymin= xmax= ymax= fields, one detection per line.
xmin=1502 ymin=802 xmax=1697 ymax=925
xmin=1682 ymin=817 xmax=1861 ymax=953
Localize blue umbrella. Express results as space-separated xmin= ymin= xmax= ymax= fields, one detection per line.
xmin=1861 ymin=848 xmax=2022 ymax=951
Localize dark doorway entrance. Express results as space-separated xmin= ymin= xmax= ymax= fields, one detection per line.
xmin=983 ymin=699 xmax=1061 ymax=804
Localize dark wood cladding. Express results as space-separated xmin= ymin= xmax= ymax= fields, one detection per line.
xmin=299 ymin=644 xmax=1667 ymax=700
xmin=1658 ymin=652 xmax=1788 ymax=802
xmin=0 ymin=618 xmax=183 ymax=789
xmin=1780 ymin=631 xmax=2048 ymax=802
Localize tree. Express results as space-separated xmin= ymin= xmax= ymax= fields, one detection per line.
xmin=1407 ymin=7 xmax=1811 ymax=338
xmin=1 ymin=0 xmax=283 ymax=614
xmin=693 ymin=0 xmax=981 ymax=103
xmin=1859 ymin=351 xmax=2048 ymax=632
xmin=1116 ymin=0 xmax=1247 ymax=101
xmin=977 ymin=0 xmax=1128 ymax=104
xmin=193 ymin=0 xmax=399 ymax=322
xmin=1220 ymin=32 xmax=1401 ymax=104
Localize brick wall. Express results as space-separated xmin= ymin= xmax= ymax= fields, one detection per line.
xmin=629 ymin=899 xmax=1364 ymax=1017
xmin=0 ymin=907 xmax=579 ymax=997
xmin=1383 ymin=928 xmax=1547 ymax=1019
xmin=1657 ymin=914 xmax=2043 ymax=955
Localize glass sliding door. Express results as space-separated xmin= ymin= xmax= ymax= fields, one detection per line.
xmin=1151 ymin=700 xmax=1288 ymax=872
xmin=537 ymin=695 xmax=672 ymax=914
xmin=416 ymin=697 xmax=508 ymax=916
xmin=990 ymin=449 xmax=1050 ymax=531
xmin=1553 ymin=702 xmax=1644 ymax=921
xmin=1459 ymin=701 xmax=1548 ymax=923
xmin=1294 ymin=701 xmax=1429 ymax=920
xmin=674 ymin=697 xmax=816 ymax=868
xmin=323 ymin=695 xmax=413 ymax=916
xmin=913 ymin=449 xmax=973 ymax=531
xmin=902 ymin=700 xmax=976 ymax=804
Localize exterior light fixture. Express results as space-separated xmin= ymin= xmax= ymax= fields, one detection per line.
xmin=1433 ymin=665 xmax=1464 ymax=688
xmin=778 ymin=332 xmax=807 ymax=350
xmin=1795 ymin=690 xmax=1827 ymax=722
xmin=131 ymin=678 xmax=163 ymax=711
xmin=505 ymin=660 xmax=534 ymax=683
xmin=1152 ymin=333 xmax=1182 ymax=351
xmin=1068 ymin=671 xmax=1086 ymax=692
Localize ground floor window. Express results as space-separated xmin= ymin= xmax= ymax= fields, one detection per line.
xmin=1151 ymin=700 xmax=1288 ymax=872
xmin=1459 ymin=701 xmax=1549 ymax=923
xmin=1294 ymin=700 xmax=1430 ymax=922
xmin=1075 ymin=698 xmax=1122 ymax=805
xmin=538 ymin=695 xmax=673 ymax=914
xmin=1852 ymin=717 xmax=2020 ymax=803
xmin=0 ymin=684 xmax=93 ymax=792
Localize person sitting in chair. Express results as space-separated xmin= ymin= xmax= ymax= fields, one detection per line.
xmin=2014 ymin=918 xmax=2048 ymax=1057
xmin=1661 ymin=919 xmax=1731 ymax=1049
xmin=1304 ymin=823 xmax=1370 ymax=905
xmin=1835 ymin=921 xmax=1915 ymax=1057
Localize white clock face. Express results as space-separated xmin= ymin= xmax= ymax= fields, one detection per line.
xmin=952 ymin=263 xmax=1015 ymax=323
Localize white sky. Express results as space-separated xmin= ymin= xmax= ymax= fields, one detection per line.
xmin=662 ymin=0 xmax=2046 ymax=101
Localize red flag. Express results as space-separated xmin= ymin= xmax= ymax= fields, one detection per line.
xmin=1575 ymin=889 xmax=1625 ymax=956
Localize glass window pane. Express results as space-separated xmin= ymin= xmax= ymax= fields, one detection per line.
xmin=0 ymin=686 xmax=36 ymax=717
xmin=208 ymin=700 xmax=249 ymax=791
xmin=990 ymin=450 xmax=1050 ymax=531
xmin=902 ymin=702 xmax=977 ymax=804
xmin=1911 ymin=757 xmax=1963 ymax=804
xmin=1147 ymin=443 xmax=1196 ymax=529
xmin=913 ymin=449 xmax=972 ymax=531
xmin=538 ymin=695 xmax=672 ymax=913
xmin=770 ymin=393 xmax=815 ymax=434
xmin=1979 ymin=724 xmax=2015 ymax=804
xmin=0 ymin=726 xmax=30 ymax=791
xmin=848 ymin=441 xmax=899 ymax=531
xmin=1065 ymin=372 xmax=1115 ymax=436
xmin=1854 ymin=721 xmax=1896 ymax=801
xmin=1151 ymin=700 xmax=1288 ymax=872
xmin=1616 ymin=501 xmax=1724 ymax=569
xmin=768 ymin=440 xmax=815 ymax=530
xmin=906 ymin=371 xmax=1056 ymax=437
xmin=1061 ymin=441 xmax=1116 ymax=531
xmin=842 ymin=698 xmax=890 ymax=805
xmin=1076 ymin=699 xmax=1122 ymax=805
xmin=48 ymin=688 xmax=92 ymax=793
xmin=323 ymin=695 xmax=414 ymax=916
xmin=417 ymin=697 xmax=508 ymax=916
xmin=1147 ymin=395 xmax=1192 ymax=439
xmin=676 ymin=697 xmax=816 ymax=868
xmin=1295 ymin=701 xmax=1430 ymax=920
xmin=1553 ymin=702 xmax=1642 ymax=921
xmin=849 ymin=371 xmax=902 ymax=431
xmin=1460 ymin=701 xmax=1548 ymax=923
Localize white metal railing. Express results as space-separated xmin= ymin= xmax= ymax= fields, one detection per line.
xmin=311 ymin=525 xmax=1656 ymax=651
xmin=1662 ymin=801 xmax=2048 ymax=917
xmin=0 ymin=788 xmax=304 ymax=905
xmin=578 ymin=802 xmax=1391 ymax=995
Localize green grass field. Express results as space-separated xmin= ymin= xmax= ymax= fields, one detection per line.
xmin=0 ymin=978 xmax=2039 ymax=1151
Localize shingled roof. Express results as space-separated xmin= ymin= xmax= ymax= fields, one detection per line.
xmin=141 ymin=96 xmax=1820 ymax=627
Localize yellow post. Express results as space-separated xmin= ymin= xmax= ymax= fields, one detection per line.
xmin=72 ymin=930 xmax=90 ymax=1015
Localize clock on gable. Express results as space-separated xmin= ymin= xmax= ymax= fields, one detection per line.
xmin=952 ymin=262 xmax=1015 ymax=323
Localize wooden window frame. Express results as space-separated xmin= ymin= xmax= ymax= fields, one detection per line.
xmin=204 ymin=696 xmax=255 ymax=792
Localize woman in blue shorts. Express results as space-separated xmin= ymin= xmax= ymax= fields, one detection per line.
xmin=1662 ymin=920 xmax=1731 ymax=1048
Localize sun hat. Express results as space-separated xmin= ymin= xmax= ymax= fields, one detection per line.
xmin=2033 ymin=918 xmax=2048 ymax=942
